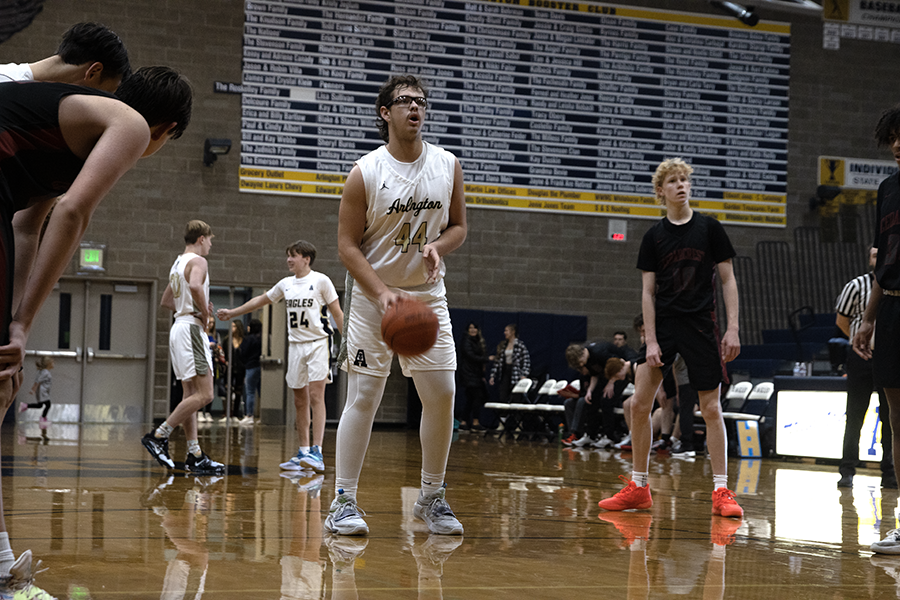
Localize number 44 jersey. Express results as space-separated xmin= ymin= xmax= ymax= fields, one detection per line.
xmin=266 ymin=272 xmax=339 ymax=343
xmin=356 ymin=141 xmax=455 ymax=295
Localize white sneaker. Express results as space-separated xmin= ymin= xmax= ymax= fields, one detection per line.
xmin=872 ymin=529 xmax=900 ymax=554
xmin=572 ymin=434 xmax=593 ymax=447
xmin=324 ymin=492 xmax=369 ymax=536
xmin=414 ymin=486 xmax=463 ymax=535
xmin=613 ymin=434 xmax=632 ymax=450
xmin=0 ymin=550 xmax=57 ymax=599
xmin=239 ymin=415 xmax=254 ymax=425
xmin=591 ymin=435 xmax=612 ymax=449
xmin=280 ymin=448 xmax=308 ymax=471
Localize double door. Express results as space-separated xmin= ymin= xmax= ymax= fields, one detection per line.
xmin=21 ymin=278 xmax=154 ymax=423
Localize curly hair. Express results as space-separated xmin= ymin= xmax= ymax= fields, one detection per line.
xmin=374 ymin=75 xmax=428 ymax=142
xmin=875 ymin=105 xmax=900 ymax=147
xmin=651 ymin=158 xmax=693 ymax=205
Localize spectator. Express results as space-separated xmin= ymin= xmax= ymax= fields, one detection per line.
xmin=242 ymin=319 xmax=263 ymax=422
xmin=489 ymin=324 xmax=530 ymax=405
xmin=230 ymin=320 xmax=248 ymax=425
xmin=458 ymin=322 xmax=490 ymax=431
xmin=563 ymin=340 xmax=629 ymax=447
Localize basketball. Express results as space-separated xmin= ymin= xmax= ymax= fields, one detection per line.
xmin=380 ymin=297 xmax=439 ymax=356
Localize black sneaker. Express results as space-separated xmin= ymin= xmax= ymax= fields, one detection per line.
xmin=142 ymin=432 xmax=174 ymax=469
xmin=184 ymin=451 xmax=225 ymax=475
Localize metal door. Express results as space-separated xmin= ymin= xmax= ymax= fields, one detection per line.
xmin=21 ymin=278 xmax=153 ymax=423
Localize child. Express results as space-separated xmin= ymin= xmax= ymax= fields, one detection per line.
xmin=19 ymin=357 xmax=53 ymax=425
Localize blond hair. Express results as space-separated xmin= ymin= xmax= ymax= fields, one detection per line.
xmin=651 ymin=158 xmax=693 ymax=205
xmin=36 ymin=356 xmax=54 ymax=370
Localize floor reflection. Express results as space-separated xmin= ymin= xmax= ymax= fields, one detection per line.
xmin=5 ymin=423 xmax=900 ymax=598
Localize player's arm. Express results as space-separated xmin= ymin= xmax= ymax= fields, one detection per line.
xmin=338 ymin=165 xmax=398 ymax=309
xmin=0 ymin=97 xmax=150 ymax=381
xmin=585 ymin=375 xmax=598 ymax=403
xmin=854 ymin=279 xmax=881 ymax=360
xmin=327 ymin=298 xmax=344 ymax=334
xmin=717 ymin=259 xmax=741 ymax=362
xmin=423 ymin=158 xmax=467 ymax=282
xmin=160 ymin=283 xmax=176 ymax=313
xmin=641 ymin=270 xmax=662 ymax=367
xmin=217 ymin=293 xmax=272 ymax=322
xmin=10 ymin=199 xmax=57 ymax=314
xmin=185 ymin=257 xmax=210 ymax=325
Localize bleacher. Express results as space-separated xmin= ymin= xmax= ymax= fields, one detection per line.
xmin=728 ymin=311 xmax=838 ymax=380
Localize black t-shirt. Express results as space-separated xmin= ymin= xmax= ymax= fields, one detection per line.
xmin=583 ymin=341 xmax=628 ymax=391
xmin=636 ymin=212 xmax=736 ymax=317
xmin=874 ymin=172 xmax=900 ymax=291
xmin=0 ymin=81 xmax=113 ymax=214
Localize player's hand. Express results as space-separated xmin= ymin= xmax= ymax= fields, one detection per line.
xmin=0 ymin=321 xmax=27 ymax=381
xmin=853 ymin=321 xmax=874 ymax=360
xmin=216 ymin=308 xmax=233 ymax=321
xmin=422 ymin=244 xmax=442 ymax=284
xmin=644 ymin=342 xmax=663 ymax=368
xmin=378 ymin=289 xmax=403 ymax=313
xmin=602 ymin=380 xmax=616 ymax=399
xmin=584 ymin=389 xmax=592 ymax=404
xmin=720 ymin=329 xmax=741 ymax=363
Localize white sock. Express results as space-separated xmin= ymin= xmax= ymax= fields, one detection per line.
xmin=156 ymin=421 xmax=174 ymax=438
xmin=334 ymin=482 xmax=358 ymax=502
xmin=632 ymin=471 xmax=649 ymax=487
xmin=713 ymin=475 xmax=728 ymax=490
xmin=187 ymin=440 xmax=201 ymax=457
xmin=0 ymin=533 xmax=13 ymax=574
xmin=298 ymin=446 xmax=310 ymax=454
xmin=421 ymin=470 xmax=444 ymax=497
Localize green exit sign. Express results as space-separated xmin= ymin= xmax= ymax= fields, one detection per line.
xmin=78 ymin=244 xmax=105 ymax=273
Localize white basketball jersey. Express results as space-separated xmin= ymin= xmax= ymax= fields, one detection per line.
xmin=355 ymin=142 xmax=455 ymax=294
xmin=266 ymin=271 xmax=339 ymax=343
xmin=169 ymin=252 xmax=209 ymax=324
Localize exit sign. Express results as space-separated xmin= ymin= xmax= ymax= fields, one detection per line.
xmin=607 ymin=219 xmax=627 ymax=242
xmin=78 ymin=243 xmax=106 ymax=273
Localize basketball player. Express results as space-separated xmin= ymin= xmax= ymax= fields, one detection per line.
xmin=854 ymin=105 xmax=900 ymax=554
xmin=598 ymin=158 xmax=743 ymax=519
xmin=327 ymin=74 xmax=467 ymax=536
xmin=0 ymin=67 xmax=191 ymax=593
xmin=217 ymin=240 xmax=343 ymax=472
xmin=142 ymin=220 xmax=224 ymax=475
xmin=0 ymin=22 xmax=130 ymax=91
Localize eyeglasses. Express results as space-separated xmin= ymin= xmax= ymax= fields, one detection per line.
xmin=386 ymin=95 xmax=427 ymax=109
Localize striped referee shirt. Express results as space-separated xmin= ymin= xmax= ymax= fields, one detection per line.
xmin=835 ymin=272 xmax=874 ymax=339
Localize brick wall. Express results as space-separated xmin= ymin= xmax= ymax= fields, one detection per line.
xmin=2 ymin=0 xmax=898 ymax=422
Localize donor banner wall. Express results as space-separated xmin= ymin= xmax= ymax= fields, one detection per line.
xmin=240 ymin=0 xmax=790 ymax=227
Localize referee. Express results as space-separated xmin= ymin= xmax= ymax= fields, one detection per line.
xmin=836 ymin=247 xmax=895 ymax=489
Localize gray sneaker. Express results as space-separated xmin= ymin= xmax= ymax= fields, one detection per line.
xmin=872 ymin=529 xmax=900 ymax=554
xmin=413 ymin=486 xmax=463 ymax=535
xmin=0 ymin=550 xmax=57 ymax=599
xmin=324 ymin=491 xmax=369 ymax=536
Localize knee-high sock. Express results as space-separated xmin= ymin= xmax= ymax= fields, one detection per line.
xmin=412 ymin=370 xmax=455 ymax=482
xmin=335 ymin=372 xmax=387 ymax=498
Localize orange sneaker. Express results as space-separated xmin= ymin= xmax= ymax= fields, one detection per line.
xmin=711 ymin=488 xmax=743 ymax=518
xmin=599 ymin=512 xmax=653 ymax=548
xmin=710 ymin=516 xmax=742 ymax=545
xmin=598 ymin=475 xmax=653 ymax=511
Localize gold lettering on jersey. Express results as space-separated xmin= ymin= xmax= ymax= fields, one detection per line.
xmin=386 ymin=196 xmax=443 ymax=217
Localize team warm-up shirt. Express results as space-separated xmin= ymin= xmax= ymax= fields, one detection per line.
xmin=636 ymin=212 xmax=736 ymax=317
xmin=266 ymin=271 xmax=338 ymax=343
xmin=0 ymin=81 xmax=113 ymax=213
xmin=874 ymin=172 xmax=900 ymax=291
xmin=169 ymin=252 xmax=209 ymax=325
xmin=0 ymin=63 xmax=33 ymax=83
xmin=355 ymin=141 xmax=455 ymax=296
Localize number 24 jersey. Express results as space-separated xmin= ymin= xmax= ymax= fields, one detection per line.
xmin=266 ymin=271 xmax=339 ymax=343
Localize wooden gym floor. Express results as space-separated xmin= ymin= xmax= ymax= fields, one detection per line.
xmin=4 ymin=420 xmax=900 ymax=599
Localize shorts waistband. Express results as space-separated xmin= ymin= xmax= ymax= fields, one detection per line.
xmin=884 ymin=289 xmax=900 ymax=297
